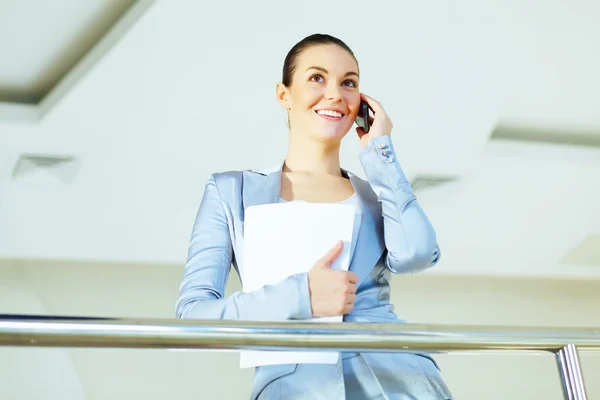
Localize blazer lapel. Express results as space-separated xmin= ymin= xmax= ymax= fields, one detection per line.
xmin=346 ymin=171 xmax=386 ymax=285
xmin=241 ymin=162 xmax=283 ymax=223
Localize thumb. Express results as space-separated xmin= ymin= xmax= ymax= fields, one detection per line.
xmin=318 ymin=241 xmax=344 ymax=268
xmin=356 ymin=126 xmax=366 ymax=139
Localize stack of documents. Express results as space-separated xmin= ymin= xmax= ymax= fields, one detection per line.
xmin=240 ymin=201 xmax=355 ymax=368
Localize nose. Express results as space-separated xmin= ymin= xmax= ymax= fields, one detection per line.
xmin=324 ymin=81 xmax=342 ymax=102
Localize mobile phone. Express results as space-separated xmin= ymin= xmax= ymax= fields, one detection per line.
xmin=355 ymin=101 xmax=370 ymax=133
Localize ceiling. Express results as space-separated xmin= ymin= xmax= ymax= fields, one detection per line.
xmin=0 ymin=0 xmax=135 ymax=104
xmin=0 ymin=0 xmax=599 ymax=279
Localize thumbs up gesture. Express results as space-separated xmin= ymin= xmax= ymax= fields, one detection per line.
xmin=307 ymin=241 xmax=358 ymax=317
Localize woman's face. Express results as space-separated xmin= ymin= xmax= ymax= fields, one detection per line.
xmin=278 ymin=44 xmax=361 ymax=141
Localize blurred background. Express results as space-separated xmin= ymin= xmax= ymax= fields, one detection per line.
xmin=0 ymin=0 xmax=598 ymax=398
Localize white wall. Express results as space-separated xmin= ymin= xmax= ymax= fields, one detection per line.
xmin=1 ymin=260 xmax=598 ymax=399
xmin=1 ymin=0 xmax=599 ymax=280
xmin=0 ymin=263 xmax=86 ymax=400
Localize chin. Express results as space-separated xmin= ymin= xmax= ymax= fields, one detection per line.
xmin=322 ymin=131 xmax=348 ymax=141
xmin=315 ymin=122 xmax=352 ymax=139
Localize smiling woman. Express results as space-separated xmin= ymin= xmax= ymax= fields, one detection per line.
xmin=175 ymin=33 xmax=452 ymax=400
xmin=278 ymin=35 xmax=360 ymax=140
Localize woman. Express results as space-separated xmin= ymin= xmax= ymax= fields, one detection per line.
xmin=176 ymin=34 xmax=453 ymax=400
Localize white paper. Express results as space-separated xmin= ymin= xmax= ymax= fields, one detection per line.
xmin=239 ymin=201 xmax=355 ymax=369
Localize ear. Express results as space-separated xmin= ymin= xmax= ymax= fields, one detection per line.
xmin=276 ymin=82 xmax=290 ymax=110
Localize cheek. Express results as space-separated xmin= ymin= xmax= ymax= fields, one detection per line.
xmin=307 ymin=86 xmax=325 ymax=101
xmin=346 ymin=94 xmax=361 ymax=116
xmin=293 ymin=88 xmax=320 ymax=109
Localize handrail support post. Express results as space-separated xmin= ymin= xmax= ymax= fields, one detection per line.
xmin=556 ymin=344 xmax=587 ymax=400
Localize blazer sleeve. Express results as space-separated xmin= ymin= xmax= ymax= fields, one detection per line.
xmin=359 ymin=136 xmax=441 ymax=274
xmin=175 ymin=175 xmax=313 ymax=321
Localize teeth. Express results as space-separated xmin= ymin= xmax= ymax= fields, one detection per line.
xmin=317 ymin=110 xmax=342 ymax=118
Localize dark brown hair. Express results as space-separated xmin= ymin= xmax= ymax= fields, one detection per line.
xmin=282 ymin=34 xmax=357 ymax=87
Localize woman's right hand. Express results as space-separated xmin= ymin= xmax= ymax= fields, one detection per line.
xmin=307 ymin=241 xmax=358 ymax=317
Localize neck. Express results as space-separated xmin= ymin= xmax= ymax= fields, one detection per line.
xmin=284 ymin=130 xmax=343 ymax=177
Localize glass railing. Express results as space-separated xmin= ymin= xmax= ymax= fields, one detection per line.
xmin=1 ymin=314 xmax=598 ymax=399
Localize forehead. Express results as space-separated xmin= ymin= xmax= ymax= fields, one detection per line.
xmin=295 ymin=44 xmax=359 ymax=75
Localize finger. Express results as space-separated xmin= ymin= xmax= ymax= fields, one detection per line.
xmin=342 ymin=278 xmax=357 ymax=293
xmin=360 ymin=93 xmax=384 ymax=115
xmin=346 ymin=294 xmax=356 ymax=304
xmin=342 ymin=303 xmax=354 ymax=315
xmin=346 ymin=271 xmax=359 ymax=284
xmin=356 ymin=117 xmax=375 ymax=138
xmin=320 ymin=241 xmax=344 ymax=267
xmin=345 ymin=283 xmax=356 ymax=295
xmin=355 ymin=126 xmax=367 ymax=139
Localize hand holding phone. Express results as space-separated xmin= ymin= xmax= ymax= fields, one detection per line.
xmin=355 ymin=94 xmax=393 ymax=148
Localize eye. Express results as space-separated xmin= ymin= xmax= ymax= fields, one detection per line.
xmin=309 ymin=74 xmax=325 ymax=83
xmin=343 ymin=79 xmax=358 ymax=88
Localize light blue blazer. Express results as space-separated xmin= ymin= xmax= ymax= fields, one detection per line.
xmin=176 ymin=136 xmax=442 ymax=399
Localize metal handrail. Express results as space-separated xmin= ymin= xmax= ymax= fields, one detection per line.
xmin=1 ymin=314 xmax=598 ymax=399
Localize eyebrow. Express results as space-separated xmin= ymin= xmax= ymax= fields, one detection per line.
xmin=306 ymin=66 xmax=359 ymax=78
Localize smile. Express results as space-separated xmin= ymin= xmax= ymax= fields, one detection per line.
xmin=315 ymin=109 xmax=344 ymax=119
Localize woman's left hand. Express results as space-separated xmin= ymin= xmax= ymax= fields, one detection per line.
xmin=356 ymin=93 xmax=393 ymax=148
